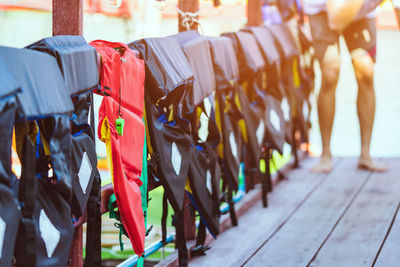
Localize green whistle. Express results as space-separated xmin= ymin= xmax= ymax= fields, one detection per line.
xmin=116 ymin=116 xmax=125 ymax=136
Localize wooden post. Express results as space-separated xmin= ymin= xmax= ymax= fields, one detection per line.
xmin=52 ymin=1 xmax=84 ymax=266
xmin=395 ymin=7 xmax=400 ymax=28
xmin=52 ymin=0 xmax=84 ymax=36
xmin=68 ymin=226 xmax=84 ymax=267
xmin=178 ymin=0 xmax=200 ymax=32
xmin=247 ymin=0 xmax=263 ymax=26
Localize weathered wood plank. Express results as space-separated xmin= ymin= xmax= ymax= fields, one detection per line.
xmin=245 ymin=158 xmax=370 ymax=267
xmin=309 ymin=159 xmax=400 ymax=267
xmin=374 ymin=204 xmax=400 ymax=267
xmin=189 ymin=157 xmax=338 ymax=267
xmin=156 ymin=153 xmax=308 ymax=267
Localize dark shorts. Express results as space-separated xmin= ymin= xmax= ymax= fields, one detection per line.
xmin=308 ymin=12 xmax=377 ymax=62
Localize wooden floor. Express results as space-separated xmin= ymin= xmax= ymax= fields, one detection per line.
xmin=189 ymin=157 xmax=400 ymax=267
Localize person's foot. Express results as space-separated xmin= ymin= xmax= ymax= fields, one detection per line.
xmin=358 ymin=157 xmax=388 ymax=172
xmin=311 ymin=156 xmax=333 ymax=173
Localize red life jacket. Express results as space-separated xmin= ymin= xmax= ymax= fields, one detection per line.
xmin=90 ymin=40 xmax=146 ymax=256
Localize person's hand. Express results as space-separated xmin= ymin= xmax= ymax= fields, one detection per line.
xmin=327 ymin=0 xmax=365 ymax=32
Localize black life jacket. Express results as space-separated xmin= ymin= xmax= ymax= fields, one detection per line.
xmin=131 ymin=37 xmax=194 ymax=214
xmin=27 ymin=35 xmax=100 ymax=219
xmin=27 ymin=36 xmax=102 ymax=265
xmin=208 ymin=36 xmax=243 ymax=225
xmin=173 ymin=31 xmax=221 ymax=239
xmin=242 ymin=27 xmax=287 ymax=154
xmin=222 ymin=31 xmax=271 ymax=170
xmin=131 ymin=37 xmax=195 ymax=266
xmin=268 ymin=23 xmax=311 ymax=144
xmin=0 ymin=59 xmax=21 ymax=267
xmin=208 ymin=36 xmax=243 ymax=187
xmin=0 ymin=46 xmax=75 ymax=267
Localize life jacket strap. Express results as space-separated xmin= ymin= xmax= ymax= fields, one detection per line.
xmin=15 ymin=135 xmax=37 ymax=266
xmin=84 ymin=173 xmax=101 ymax=266
xmin=191 ymin=225 xmax=211 ymax=257
xmin=161 ymin=192 xmax=168 ymax=246
xmin=173 ymin=210 xmax=188 ymax=267
xmin=228 ymin=185 xmax=237 ymax=227
xmin=108 ymin=193 xmax=128 ymax=251
xmin=195 ymin=221 xmax=206 ymax=247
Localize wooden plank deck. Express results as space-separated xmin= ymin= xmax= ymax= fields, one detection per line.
xmin=188 ymin=157 xmax=400 ymax=267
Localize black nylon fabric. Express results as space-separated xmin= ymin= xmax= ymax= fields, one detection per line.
xmin=84 ymin=173 xmax=101 ymax=267
xmin=268 ymin=24 xmax=300 ymax=60
xmin=205 ymin=144 xmax=221 ymax=217
xmin=0 ymin=97 xmax=19 ymax=186
xmin=0 ymin=96 xmax=19 ymax=267
xmin=207 ymin=37 xmax=241 ymax=221
xmin=215 ymin=90 xmax=242 ymax=189
xmin=32 ymin=179 xmax=74 ymax=267
xmin=173 ymin=210 xmax=188 ymax=267
xmin=236 ymin=86 xmax=262 ymax=168
xmin=293 ymin=88 xmax=311 ymax=142
xmin=14 ymin=125 xmax=74 ymax=267
xmin=173 ymin=31 xmax=222 ymax=239
xmin=222 ymin=32 xmax=265 ymax=87
xmin=229 ymin=31 xmax=266 ymax=109
xmin=244 ymin=26 xmax=292 ymax=144
xmin=71 ymin=92 xmax=92 ymax=135
xmin=280 ymin=92 xmax=294 ymax=144
xmin=29 ymin=34 xmax=102 ymax=261
xmin=37 ymin=116 xmax=72 ymax=200
xmin=130 ymin=38 xmax=194 ymax=110
xmin=232 ymin=31 xmax=267 ymax=111
xmin=241 ymin=27 xmax=287 ymax=153
xmin=194 ymin=98 xmax=221 ymax=147
xmin=173 ymin=31 xmax=216 ymax=106
xmin=70 ymin=91 xmax=98 ymax=218
xmin=188 ymin=143 xmax=221 ymax=237
xmin=222 ymin=32 xmax=265 ymax=169
xmin=0 ymin=46 xmax=73 ymax=119
xmin=70 ymin=132 xmax=97 ymax=217
xmin=266 ymin=24 xmax=297 ymax=143
xmin=1 ymin=46 xmax=75 ymax=266
xmin=84 ymin=93 xmax=101 ymax=266
xmin=0 ymin=58 xmax=20 ymax=99
xmin=297 ymin=24 xmax=315 ymax=128
xmin=235 ymin=31 xmax=265 ymax=83
xmin=208 ymin=37 xmax=242 ymax=190
xmin=0 ymin=184 xmax=20 ymax=267
xmin=208 ymin=37 xmax=239 ymax=85
xmin=26 ymin=35 xmax=99 ymax=96
xmin=268 ymin=23 xmax=311 ymax=143
xmin=145 ymin=94 xmax=192 ymax=212
xmin=244 ymin=27 xmax=280 ymax=66
xmin=14 ymin=136 xmax=38 ymax=267
xmin=132 ymin=37 xmax=195 ymax=213
xmin=242 ymin=26 xmax=284 ymax=99
xmin=263 ymin=95 xmax=286 ymax=154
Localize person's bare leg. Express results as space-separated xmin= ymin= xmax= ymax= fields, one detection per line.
xmin=351 ymin=49 xmax=388 ymax=172
xmin=311 ymin=44 xmax=341 ymax=173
